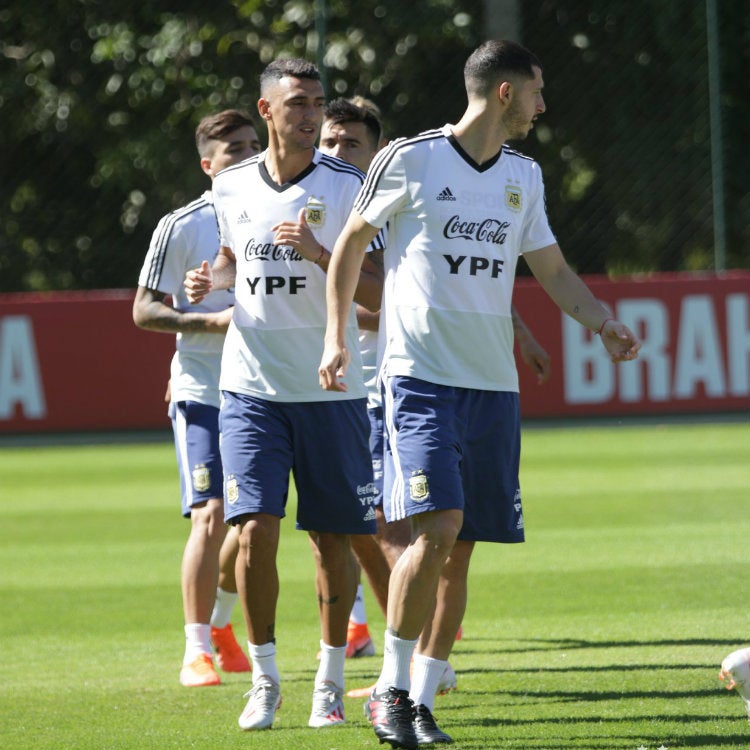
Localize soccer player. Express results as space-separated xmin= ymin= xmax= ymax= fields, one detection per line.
xmin=183 ymin=58 xmax=384 ymax=731
xmin=319 ymin=97 xmax=552 ymax=698
xmin=133 ymin=109 xmax=261 ymax=687
xmin=318 ymin=96 xmax=395 ymax=658
xmin=319 ymin=40 xmax=641 ymax=748
xmin=720 ymin=647 xmax=750 ymax=721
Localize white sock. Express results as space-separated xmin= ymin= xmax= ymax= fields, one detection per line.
xmin=315 ymin=640 xmax=347 ymax=689
xmin=210 ymin=587 xmax=238 ymax=629
xmin=375 ymin=630 xmax=418 ymax=693
xmin=410 ymin=653 xmax=448 ymax=711
xmin=184 ymin=623 xmax=212 ymax=663
xmin=248 ymin=641 xmax=280 ymax=686
xmin=349 ymin=584 xmax=368 ymax=625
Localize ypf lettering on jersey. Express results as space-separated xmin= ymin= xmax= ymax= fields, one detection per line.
xmin=443 ymin=254 xmax=505 ymax=278
xmin=246 ymin=276 xmax=307 ymax=294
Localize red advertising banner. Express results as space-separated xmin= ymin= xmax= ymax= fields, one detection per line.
xmin=513 ymin=271 xmax=750 ymax=417
xmin=0 ymin=290 xmax=174 ymax=433
xmin=0 ymin=272 xmax=748 ymax=434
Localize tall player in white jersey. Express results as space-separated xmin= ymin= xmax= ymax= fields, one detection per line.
xmin=133 ymin=110 xmax=260 ymax=688
xmin=184 ymin=58 xmax=384 ymax=732
xmin=320 ymin=97 xmax=554 ymax=711
xmin=320 ymin=40 xmax=641 ymax=749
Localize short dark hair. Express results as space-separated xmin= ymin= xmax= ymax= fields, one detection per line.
xmin=464 ymin=40 xmax=543 ymax=97
xmin=323 ymin=97 xmax=383 ymax=149
xmin=260 ymin=58 xmax=320 ymax=96
xmin=195 ymin=109 xmax=256 ymax=156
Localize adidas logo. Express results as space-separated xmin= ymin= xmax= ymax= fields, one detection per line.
xmin=436 ymin=187 xmax=456 ymax=201
xmin=237 ymin=210 xmax=252 ymax=224
xmin=363 ymin=507 xmax=377 ymax=522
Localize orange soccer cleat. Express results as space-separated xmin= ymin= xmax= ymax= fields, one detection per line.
xmin=211 ymin=624 xmax=252 ymax=673
xmin=180 ymin=653 xmax=221 ymax=687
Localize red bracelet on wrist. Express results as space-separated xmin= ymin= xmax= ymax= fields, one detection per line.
xmin=315 ymin=245 xmax=327 ymax=265
xmin=595 ymin=318 xmax=614 ymax=335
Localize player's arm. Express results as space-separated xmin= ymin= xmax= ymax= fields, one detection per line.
xmin=132 ymin=286 xmax=232 ymax=333
xmin=319 ymin=211 xmax=381 ymax=391
xmin=355 ymin=250 xmax=383 ymax=329
xmin=184 ymin=246 xmax=236 ymax=305
xmin=511 ymin=306 xmax=551 ymax=384
xmin=523 ymin=243 xmax=641 ymax=362
xmin=274 ymin=210 xmax=383 ymax=312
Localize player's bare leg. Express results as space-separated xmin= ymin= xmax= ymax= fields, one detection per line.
xmin=180 ymin=497 xmax=226 ymax=686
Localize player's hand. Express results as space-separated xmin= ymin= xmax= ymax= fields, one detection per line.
xmin=599 ymin=320 xmax=641 ymax=362
xmin=517 ymin=334 xmax=551 ymax=384
xmin=184 ymin=260 xmax=213 ymax=304
xmin=318 ymin=341 xmax=350 ymax=392
xmin=272 ymin=208 xmax=322 ymax=262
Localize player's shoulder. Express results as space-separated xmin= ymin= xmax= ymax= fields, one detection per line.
xmin=316 ymin=152 xmax=368 ymax=187
xmin=501 ymin=144 xmax=541 ymax=168
xmin=156 ymin=193 xmax=214 ymax=234
xmin=384 ymin=128 xmax=445 ymax=156
xmin=213 ymin=153 xmax=263 ymax=189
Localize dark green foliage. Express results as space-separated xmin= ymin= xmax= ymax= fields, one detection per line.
xmin=0 ymin=1 xmax=747 ymax=291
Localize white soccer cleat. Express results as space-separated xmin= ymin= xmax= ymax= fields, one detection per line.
xmin=238 ymin=678 xmax=282 ymax=730
xmin=719 ymin=647 xmax=750 ymax=722
xmin=308 ymin=680 xmax=346 ymax=727
xmin=436 ymin=662 xmax=458 ymax=696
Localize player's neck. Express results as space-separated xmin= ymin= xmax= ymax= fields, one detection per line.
xmin=451 ymin=107 xmax=508 ymax=166
xmin=264 ymin=141 xmax=315 ymax=186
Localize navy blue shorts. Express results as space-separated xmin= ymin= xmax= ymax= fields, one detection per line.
xmin=170 ymin=400 xmax=224 ymax=517
xmin=219 ymin=391 xmax=377 ymax=534
xmin=383 ymin=376 xmax=524 ymax=544
xmin=368 ymin=405 xmax=384 ymax=508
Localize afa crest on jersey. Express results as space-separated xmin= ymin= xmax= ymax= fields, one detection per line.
xmin=305 ymin=197 xmax=326 ymax=227
xmin=409 ymin=470 xmax=430 ymax=502
xmin=226 ymin=475 xmax=239 ymax=505
xmin=192 ymin=464 xmax=211 ymax=493
xmin=505 ymin=185 xmax=522 ymax=212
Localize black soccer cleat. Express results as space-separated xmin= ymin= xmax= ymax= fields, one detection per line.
xmin=364 ymin=687 xmax=418 ymax=750
xmin=413 ymin=704 xmax=453 ymax=744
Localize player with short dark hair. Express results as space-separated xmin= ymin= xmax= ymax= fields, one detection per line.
xmin=319 ymin=39 xmax=641 ymax=748
xmin=184 ymin=58 xmax=384 ymax=732
xmin=134 ymin=108 xmax=261 ymax=688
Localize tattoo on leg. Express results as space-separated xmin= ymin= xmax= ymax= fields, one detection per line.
xmin=266 ymin=625 xmax=275 ymax=643
xmin=387 ymin=625 xmax=401 ymax=638
xmin=317 ymin=594 xmax=340 ymax=606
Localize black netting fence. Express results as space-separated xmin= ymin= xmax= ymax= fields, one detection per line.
xmin=1 ymin=0 xmax=748 ymax=292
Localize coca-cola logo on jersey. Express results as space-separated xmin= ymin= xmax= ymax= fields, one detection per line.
xmin=244 ymin=238 xmax=304 ymax=262
xmin=443 ymin=216 xmax=510 ymax=245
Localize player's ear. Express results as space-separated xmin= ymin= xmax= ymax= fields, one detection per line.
xmin=258 ymin=97 xmax=271 ymax=121
xmin=497 ymin=80 xmax=513 ymax=105
xmin=199 ymin=157 xmax=213 ymax=177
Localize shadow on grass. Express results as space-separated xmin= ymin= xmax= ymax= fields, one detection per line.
xmin=457 ymin=637 xmax=743 ymax=654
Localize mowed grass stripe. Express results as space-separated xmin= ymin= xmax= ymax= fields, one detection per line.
xmin=0 ymin=421 xmax=748 ymax=749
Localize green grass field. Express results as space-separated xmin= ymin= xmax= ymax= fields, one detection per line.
xmin=1 ymin=421 xmax=748 ymax=749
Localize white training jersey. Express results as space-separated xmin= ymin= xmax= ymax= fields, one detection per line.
xmin=138 ymin=191 xmax=233 ymax=408
xmin=359 ymin=328 xmax=380 ymax=409
xmin=355 ymin=124 xmax=556 ymax=393
xmin=214 ymin=149 xmax=383 ymax=402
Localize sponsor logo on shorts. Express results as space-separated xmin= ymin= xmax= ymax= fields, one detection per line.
xmin=363 ymin=506 xmax=377 ymax=522
xmin=409 ymin=470 xmax=429 ymax=502
xmin=514 ymin=488 xmax=523 ymax=529
xmin=192 ymin=464 xmax=210 ymax=493
xmin=226 ymin=475 xmax=239 ymax=505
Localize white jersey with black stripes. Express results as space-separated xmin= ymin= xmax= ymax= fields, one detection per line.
xmin=355 ymin=125 xmax=556 ymax=392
